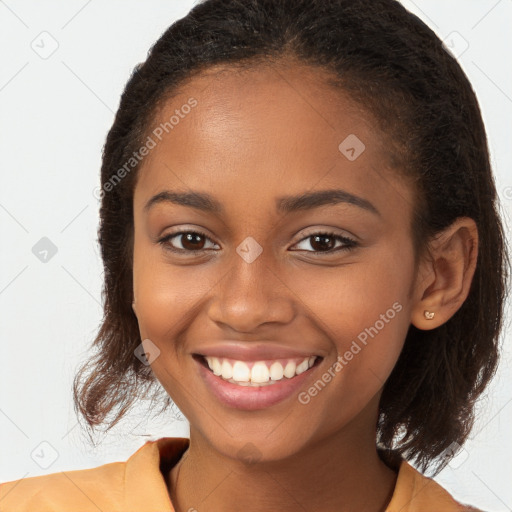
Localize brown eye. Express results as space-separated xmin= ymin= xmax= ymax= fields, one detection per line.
xmin=310 ymin=234 xmax=336 ymax=252
xmin=291 ymin=232 xmax=358 ymax=253
xmin=158 ymin=230 xmax=218 ymax=253
xmin=157 ymin=229 xmax=358 ymax=256
xmin=180 ymin=232 xmax=206 ymax=251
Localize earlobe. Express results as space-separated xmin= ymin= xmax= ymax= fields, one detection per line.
xmin=411 ymin=217 xmax=478 ymax=331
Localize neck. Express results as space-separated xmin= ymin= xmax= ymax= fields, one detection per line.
xmin=167 ymin=415 xmax=397 ymax=512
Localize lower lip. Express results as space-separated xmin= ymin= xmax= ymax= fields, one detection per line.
xmin=194 ymin=356 xmax=321 ymax=411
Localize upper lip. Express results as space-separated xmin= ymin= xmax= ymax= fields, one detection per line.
xmin=192 ymin=342 xmax=325 ymax=361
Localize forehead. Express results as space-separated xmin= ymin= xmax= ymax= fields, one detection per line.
xmin=133 ymin=61 xmax=413 ymax=223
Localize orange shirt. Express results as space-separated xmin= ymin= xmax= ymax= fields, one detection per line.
xmin=0 ymin=437 xmax=479 ymax=511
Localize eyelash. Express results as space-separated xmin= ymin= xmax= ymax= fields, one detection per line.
xmin=157 ymin=229 xmax=358 ymax=255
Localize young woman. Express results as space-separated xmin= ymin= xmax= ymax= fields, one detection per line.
xmin=1 ymin=0 xmax=508 ymax=510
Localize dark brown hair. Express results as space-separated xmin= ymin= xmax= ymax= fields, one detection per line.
xmin=73 ymin=0 xmax=510 ymax=474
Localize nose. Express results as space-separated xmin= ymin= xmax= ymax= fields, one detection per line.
xmin=206 ymin=253 xmax=296 ymax=333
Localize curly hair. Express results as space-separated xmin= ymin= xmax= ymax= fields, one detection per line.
xmin=73 ymin=0 xmax=510 ymax=474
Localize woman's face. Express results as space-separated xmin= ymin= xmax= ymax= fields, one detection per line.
xmin=132 ymin=62 xmax=422 ymax=461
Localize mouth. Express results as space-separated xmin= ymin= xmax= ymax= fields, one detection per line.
xmin=193 ymin=354 xmax=323 ymax=386
xmin=192 ymin=353 xmax=324 ymax=410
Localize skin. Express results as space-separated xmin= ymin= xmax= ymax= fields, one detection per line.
xmin=131 ymin=60 xmax=478 ymax=512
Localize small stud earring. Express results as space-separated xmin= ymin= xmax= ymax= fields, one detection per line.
xmin=424 ymin=310 xmax=435 ymax=320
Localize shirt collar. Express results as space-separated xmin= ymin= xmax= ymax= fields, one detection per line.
xmin=124 ymin=437 xmax=465 ymax=511
xmin=123 ymin=437 xmax=189 ymax=511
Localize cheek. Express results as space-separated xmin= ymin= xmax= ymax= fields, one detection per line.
xmin=132 ymin=250 xmax=211 ymax=410
xmin=336 ymin=304 xmax=409 ymax=396
xmin=132 ymin=236 xmax=219 ymax=357
xmin=134 ymin=263 xmax=208 ymax=340
xmin=289 ymin=246 xmax=412 ymax=338
xmin=290 ymin=245 xmax=414 ymax=400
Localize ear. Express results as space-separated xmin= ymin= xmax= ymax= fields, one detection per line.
xmin=411 ymin=217 xmax=479 ymax=331
xmin=132 ymin=300 xmax=137 ymax=314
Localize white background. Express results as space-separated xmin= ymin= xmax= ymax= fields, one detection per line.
xmin=0 ymin=1 xmax=511 ymax=510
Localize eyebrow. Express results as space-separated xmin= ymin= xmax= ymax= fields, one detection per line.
xmin=144 ymin=189 xmax=380 ymax=217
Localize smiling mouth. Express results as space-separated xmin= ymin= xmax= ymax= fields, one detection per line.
xmin=193 ymin=354 xmax=323 ymax=387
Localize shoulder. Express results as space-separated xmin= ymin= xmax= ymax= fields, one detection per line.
xmin=0 ymin=437 xmax=187 ymax=511
xmin=0 ymin=460 xmax=127 ymax=511
xmin=387 ymin=459 xmax=485 ymax=512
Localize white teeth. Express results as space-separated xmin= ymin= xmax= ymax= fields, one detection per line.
xmin=211 ymin=357 xmax=222 ymax=376
xmin=221 ymin=359 xmax=233 ymax=379
xmin=296 ymin=359 xmax=309 ymax=375
xmin=232 ymin=360 xmax=250 ymax=382
xmin=202 ymin=356 xmax=318 ymax=384
xmin=269 ymin=361 xmax=284 ymax=381
xmin=251 ymin=362 xmax=270 ymax=383
xmin=283 ymin=361 xmax=296 ymax=378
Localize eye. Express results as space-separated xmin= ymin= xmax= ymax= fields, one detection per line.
xmin=158 ymin=230 xmax=218 ymax=253
xmin=158 ymin=229 xmax=358 ymax=255
xmin=291 ymin=231 xmax=358 ymax=254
